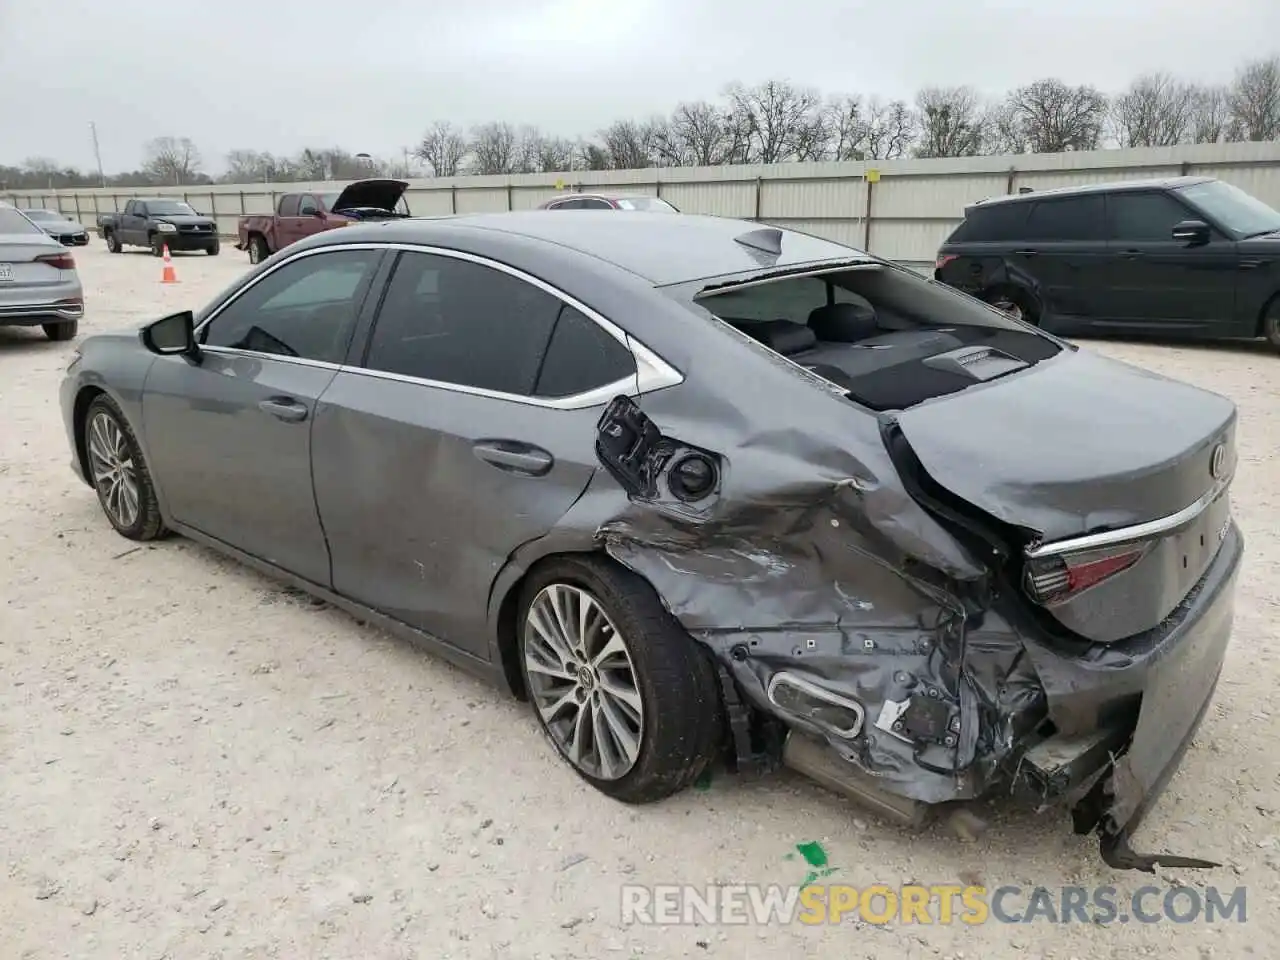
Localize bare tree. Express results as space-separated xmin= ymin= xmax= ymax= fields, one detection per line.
xmin=914 ymin=86 xmax=987 ymax=158
xmin=535 ymin=136 xmax=576 ymax=173
xmin=827 ymin=96 xmax=869 ymax=160
xmin=653 ymin=101 xmax=735 ymax=166
xmin=415 ymin=121 xmax=468 ymax=177
xmin=469 ymin=122 xmax=519 ymax=175
xmin=724 ymin=80 xmax=825 ymax=163
xmin=1006 ymin=79 xmax=1107 ymax=152
xmin=600 ymin=119 xmax=659 ymax=170
xmin=143 ymin=136 xmax=202 ymax=185
xmin=1228 ymin=56 xmax=1280 ymax=141
xmin=1187 ymin=85 xmax=1234 ymax=144
xmin=1109 ymin=73 xmax=1196 ymax=147
xmin=863 ymin=98 xmax=917 ymax=160
xmin=982 ymin=100 xmax=1028 ymax=154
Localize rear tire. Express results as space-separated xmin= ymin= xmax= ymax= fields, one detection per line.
xmin=83 ymin=394 xmax=168 ymax=542
xmin=105 ymin=230 xmax=121 ymax=254
xmin=1261 ymin=296 xmax=1280 ymax=351
xmin=983 ymin=286 xmax=1040 ymax=326
xmin=42 ymin=321 xmax=78 ymax=341
xmin=517 ymin=555 xmax=723 ymax=804
xmin=248 ymin=234 xmax=269 ymax=265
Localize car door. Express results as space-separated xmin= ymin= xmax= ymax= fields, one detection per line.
xmin=121 ymin=201 xmax=146 ymax=244
xmin=1010 ymin=195 xmax=1109 ymax=326
xmin=311 ymin=248 xmax=640 ymax=657
xmin=141 ymin=247 xmax=386 ymax=584
xmin=1101 ymin=190 xmax=1240 ymax=331
xmin=274 ymin=194 xmax=304 ymax=249
xmin=294 ymin=194 xmax=327 ymax=242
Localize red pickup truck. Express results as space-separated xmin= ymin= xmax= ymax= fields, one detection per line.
xmin=235 ymin=179 xmax=411 ymax=264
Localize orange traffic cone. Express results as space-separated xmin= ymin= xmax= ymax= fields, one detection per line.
xmin=160 ymin=244 xmax=179 ymax=284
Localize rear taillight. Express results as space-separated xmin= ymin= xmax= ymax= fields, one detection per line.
xmin=36 ymin=251 xmax=75 ymax=270
xmin=935 ymin=254 xmax=958 ymax=271
xmin=1024 ymin=543 xmax=1149 ymax=606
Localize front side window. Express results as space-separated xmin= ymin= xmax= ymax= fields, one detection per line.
xmin=1177 ymin=179 xmax=1280 ymax=238
xmin=200 ymin=249 xmax=381 ymax=363
xmin=1023 ymin=196 xmax=1104 ymax=242
xmin=361 ymin=251 xmax=633 ymax=398
xmin=1107 ymin=192 xmax=1194 ymax=242
xmin=614 ymin=197 xmax=678 ymax=212
xmin=298 ymin=196 xmax=319 ymax=216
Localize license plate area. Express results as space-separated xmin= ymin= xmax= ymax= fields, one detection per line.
xmin=0 ymin=263 xmax=13 ymax=282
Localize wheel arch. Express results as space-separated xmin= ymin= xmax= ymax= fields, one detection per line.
xmin=71 ymin=384 xmax=108 ymax=485
xmin=1253 ymin=288 xmax=1280 ymax=338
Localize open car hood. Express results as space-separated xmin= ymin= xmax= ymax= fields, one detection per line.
xmin=330 ymin=179 xmax=409 ymax=213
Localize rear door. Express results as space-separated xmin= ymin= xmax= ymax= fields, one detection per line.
xmin=1101 ymin=190 xmax=1239 ymax=332
xmin=142 ymin=246 xmax=386 ymax=583
xmin=311 ymin=248 xmax=639 ymax=657
xmin=1012 ymin=195 xmax=1109 ymax=326
xmin=273 ymin=194 xmax=305 ymax=249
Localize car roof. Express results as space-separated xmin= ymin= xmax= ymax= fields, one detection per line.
xmin=972 ymin=175 xmax=1215 ymax=208
xmin=320 ymin=211 xmax=868 ymax=285
xmin=551 ymin=192 xmax=660 ymax=201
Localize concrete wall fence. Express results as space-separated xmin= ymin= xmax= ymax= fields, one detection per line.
xmin=7 ymin=141 xmax=1280 ymax=268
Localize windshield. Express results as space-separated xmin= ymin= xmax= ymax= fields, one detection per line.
xmin=0 ymin=207 xmax=42 ymax=235
xmin=1177 ymin=180 xmax=1280 ymax=238
xmin=615 ymin=197 xmax=678 ymax=213
xmin=147 ymin=200 xmax=197 ymax=216
xmin=22 ymin=209 xmax=59 ymax=221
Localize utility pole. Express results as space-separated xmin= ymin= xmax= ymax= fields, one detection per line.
xmin=89 ymin=121 xmax=106 ymax=187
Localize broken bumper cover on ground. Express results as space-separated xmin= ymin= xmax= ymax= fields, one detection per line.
xmin=590 ymin=395 xmax=1242 ymax=871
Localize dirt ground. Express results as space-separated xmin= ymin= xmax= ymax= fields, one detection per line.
xmin=1 ymin=241 xmax=1277 ymax=959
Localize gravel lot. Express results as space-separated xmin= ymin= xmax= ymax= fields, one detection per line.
xmin=1 ymin=241 xmax=1277 ymax=959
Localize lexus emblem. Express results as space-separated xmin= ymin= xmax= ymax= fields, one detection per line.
xmin=1210 ymin=443 xmax=1227 ymax=480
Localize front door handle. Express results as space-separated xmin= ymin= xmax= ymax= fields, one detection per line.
xmin=257 ymin=397 xmax=309 ymax=422
xmin=1013 ymin=248 xmax=1039 ymax=256
xmin=473 ymin=440 xmax=554 ymax=477
xmin=1121 ymin=249 xmax=1144 ymax=258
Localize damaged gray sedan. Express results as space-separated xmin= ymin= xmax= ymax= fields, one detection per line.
xmin=60 ymin=212 xmax=1242 ymax=871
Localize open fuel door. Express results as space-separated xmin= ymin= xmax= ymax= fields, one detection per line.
xmin=595 ymin=395 xmax=722 ymax=507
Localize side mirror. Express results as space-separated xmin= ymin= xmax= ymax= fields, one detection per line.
xmin=1172 ymin=219 xmax=1211 ymax=246
xmin=141 ymin=310 xmax=200 ymax=360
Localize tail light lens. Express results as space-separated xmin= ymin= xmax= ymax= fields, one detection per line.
xmin=935 ymin=254 xmax=958 ymax=271
xmin=36 ymin=251 xmax=75 ymax=270
xmin=1024 ymin=543 xmax=1149 ymax=606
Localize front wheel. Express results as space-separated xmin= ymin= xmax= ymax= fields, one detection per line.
xmin=83 ymin=394 xmax=168 ymax=541
xmin=518 ymin=556 xmax=723 ymax=804
xmin=206 ymin=240 xmax=220 ymax=256
xmin=1261 ymin=296 xmax=1280 ymax=351
xmin=150 ymin=234 xmax=165 ymax=257
xmin=42 ymin=321 xmax=77 ymax=341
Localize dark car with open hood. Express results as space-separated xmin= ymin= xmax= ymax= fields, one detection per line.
xmin=60 ymin=211 xmax=1241 ymax=871
xmin=235 ymin=179 xmax=411 ymax=264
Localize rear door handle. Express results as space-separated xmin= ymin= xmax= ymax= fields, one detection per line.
xmin=1013 ymin=248 xmax=1038 ymax=256
xmin=473 ymin=440 xmax=554 ymax=477
xmin=1240 ymin=260 xmax=1261 ymax=270
xmin=257 ymin=397 xmax=309 ymax=422
xmin=1121 ymin=249 xmax=1144 ymax=258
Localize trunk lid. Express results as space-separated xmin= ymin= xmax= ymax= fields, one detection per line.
xmin=0 ymin=236 xmax=68 ymax=288
xmin=329 ymin=178 xmax=409 ymax=213
xmin=891 ymin=349 xmax=1237 ymax=643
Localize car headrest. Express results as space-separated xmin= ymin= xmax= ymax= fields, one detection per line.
xmin=808 ymin=299 xmax=879 ymax=342
xmin=748 ymin=318 xmax=817 ymax=356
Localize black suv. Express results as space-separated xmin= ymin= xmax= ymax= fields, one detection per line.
xmin=934 ymin=176 xmax=1280 ymax=349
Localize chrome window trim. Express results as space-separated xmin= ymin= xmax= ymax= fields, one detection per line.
xmin=191 ymin=240 xmax=684 ymax=409
xmin=1024 ymin=468 xmax=1235 ymax=560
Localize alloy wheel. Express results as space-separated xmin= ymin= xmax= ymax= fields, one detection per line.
xmin=87 ymin=411 xmax=140 ymax=529
xmin=524 ymin=583 xmax=645 ymax=781
xmin=991 ymin=298 xmax=1024 ymax=322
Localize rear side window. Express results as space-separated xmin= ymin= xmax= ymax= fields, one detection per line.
xmin=278 ymin=195 xmax=300 ymax=217
xmin=948 ymin=202 xmax=1030 ymax=242
xmin=1023 ymin=196 xmax=1104 ymax=241
xmin=1107 ymin=192 xmax=1193 ymax=242
xmin=0 ymin=208 xmax=41 ymax=234
xmin=533 ymin=306 xmax=636 ymax=398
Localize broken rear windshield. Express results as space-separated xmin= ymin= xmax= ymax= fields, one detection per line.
xmin=689 ymin=265 xmax=1061 ymax=410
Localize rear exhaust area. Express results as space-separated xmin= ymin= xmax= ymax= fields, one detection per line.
xmin=781 ymin=732 xmax=929 ymax=827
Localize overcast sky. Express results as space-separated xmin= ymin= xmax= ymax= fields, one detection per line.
xmin=2 ymin=0 xmax=1277 ymax=172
